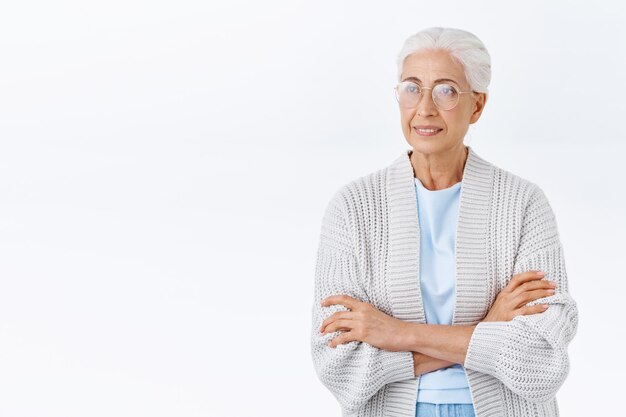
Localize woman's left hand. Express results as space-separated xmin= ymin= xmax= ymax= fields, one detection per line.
xmin=319 ymin=295 xmax=410 ymax=351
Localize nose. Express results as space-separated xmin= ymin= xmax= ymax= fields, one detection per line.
xmin=415 ymin=89 xmax=438 ymax=117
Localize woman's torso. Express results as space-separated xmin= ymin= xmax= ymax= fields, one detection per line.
xmin=414 ymin=177 xmax=473 ymax=404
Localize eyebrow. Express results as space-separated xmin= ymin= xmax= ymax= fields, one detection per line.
xmin=401 ymin=76 xmax=460 ymax=85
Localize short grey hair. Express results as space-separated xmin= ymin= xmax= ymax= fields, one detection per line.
xmin=396 ymin=27 xmax=491 ymax=93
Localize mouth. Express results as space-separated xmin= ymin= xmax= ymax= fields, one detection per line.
xmin=413 ymin=126 xmax=443 ymax=136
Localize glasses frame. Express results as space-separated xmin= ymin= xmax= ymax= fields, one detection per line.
xmin=394 ymin=81 xmax=476 ymax=111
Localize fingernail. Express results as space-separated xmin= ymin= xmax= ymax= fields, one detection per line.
xmin=542 ymin=304 xmax=549 ymax=309
xmin=550 ymin=282 xmax=557 ymax=288
xmin=536 ymin=271 xmax=545 ymax=277
xmin=547 ymin=289 xmax=555 ymax=294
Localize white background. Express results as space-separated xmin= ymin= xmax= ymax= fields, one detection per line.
xmin=0 ymin=1 xmax=624 ymax=416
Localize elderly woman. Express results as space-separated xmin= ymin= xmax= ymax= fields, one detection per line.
xmin=310 ymin=27 xmax=578 ymax=417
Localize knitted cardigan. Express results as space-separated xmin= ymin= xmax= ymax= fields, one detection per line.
xmin=310 ymin=145 xmax=578 ymax=417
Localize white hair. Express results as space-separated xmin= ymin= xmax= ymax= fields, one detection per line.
xmin=396 ymin=27 xmax=491 ymax=93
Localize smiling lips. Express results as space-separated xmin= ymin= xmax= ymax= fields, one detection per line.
xmin=414 ymin=125 xmax=443 ymax=136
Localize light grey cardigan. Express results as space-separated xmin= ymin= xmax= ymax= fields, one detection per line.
xmin=310 ymin=145 xmax=578 ymax=417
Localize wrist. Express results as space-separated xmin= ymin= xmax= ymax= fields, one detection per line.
xmin=401 ymin=322 xmax=422 ymax=352
xmin=405 ymin=322 xmax=424 ymax=352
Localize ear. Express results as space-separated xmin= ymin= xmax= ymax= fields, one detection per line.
xmin=469 ymin=92 xmax=487 ymax=124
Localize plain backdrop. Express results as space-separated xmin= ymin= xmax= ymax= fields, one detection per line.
xmin=0 ymin=1 xmax=624 ymax=416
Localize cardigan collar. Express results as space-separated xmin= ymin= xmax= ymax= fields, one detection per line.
xmin=385 ymin=145 xmax=494 ymax=325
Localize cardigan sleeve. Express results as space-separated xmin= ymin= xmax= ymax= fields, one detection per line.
xmin=310 ymin=191 xmax=415 ymax=414
xmin=463 ymin=184 xmax=579 ymax=404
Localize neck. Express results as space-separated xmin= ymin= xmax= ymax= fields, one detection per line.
xmin=409 ymin=144 xmax=468 ymax=191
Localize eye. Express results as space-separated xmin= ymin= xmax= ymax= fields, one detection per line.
xmin=437 ymin=84 xmax=456 ymax=96
xmin=403 ymin=82 xmax=420 ymax=94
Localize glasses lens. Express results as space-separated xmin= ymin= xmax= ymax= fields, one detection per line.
xmin=396 ymin=81 xmax=421 ymax=108
xmin=432 ymin=84 xmax=459 ymax=110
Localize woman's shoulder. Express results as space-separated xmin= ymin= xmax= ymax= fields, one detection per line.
xmin=489 ymin=162 xmax=550 ymax=206
xmin=488 ymin=162 xmax=560 ymax=249
xmin=467 ymin=146 xmax=543 ymax=197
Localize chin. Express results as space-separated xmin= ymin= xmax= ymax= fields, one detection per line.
xmin=407 ymin=137 xmax=450 ymax=155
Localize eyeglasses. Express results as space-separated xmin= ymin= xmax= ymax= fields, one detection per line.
xmin=394 ymin=81 xmax=475 ymax=111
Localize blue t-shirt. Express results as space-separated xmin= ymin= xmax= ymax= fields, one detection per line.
xmin=414 ymin=177 xmax=473 ymax=404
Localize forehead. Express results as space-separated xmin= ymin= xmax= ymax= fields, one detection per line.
xmin=400 ymin=49 xmax=468 ymax=86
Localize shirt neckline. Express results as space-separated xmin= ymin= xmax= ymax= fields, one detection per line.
xmin=414 ymin=177 xmax=462 ymax=193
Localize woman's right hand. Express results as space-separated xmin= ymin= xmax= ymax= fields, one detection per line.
xmin=482 ymin=270 xmax=557 ymax=322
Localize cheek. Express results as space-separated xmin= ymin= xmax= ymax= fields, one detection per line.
xmin=400 ymin=109 xmax=414 ymax=126
xmin=456 ymin=104 xmax=476 ymax=125
xmin=441 ymin=112 xmax=467 ymax=132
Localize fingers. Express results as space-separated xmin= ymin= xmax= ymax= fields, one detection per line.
xmin=515 ymin=303 xmax=550 ymax=317
xmin=510 ymin=279 xmax=557 ymax=299
xmin=504 ymin=270 xmax=546 ymax=292
xmin=321 ymin=319 xmax=353 ymax=335
xmin=320 ymin=311 xmax=353 ymax=333
xmin=328 ymin=331 xmax=357 ymax=348
xmin=512 ymin=288 xmax=556 ymax=308
xmin=487 ymin=270 xmax=556 ymax=322
xmin=320 ymin=294 xmax=361 ymax=310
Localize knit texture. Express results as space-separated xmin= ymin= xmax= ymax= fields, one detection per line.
xmin=310 ymin=145 xmax=578 ymax=417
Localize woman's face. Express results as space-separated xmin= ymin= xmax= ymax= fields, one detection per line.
xmin=398 ymin=49 xmax=486 ymax=154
